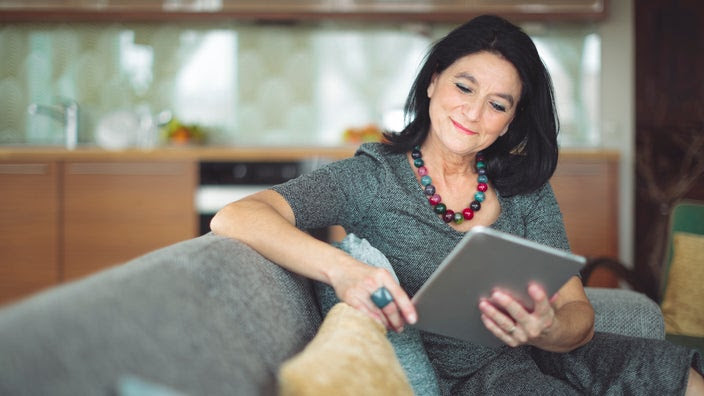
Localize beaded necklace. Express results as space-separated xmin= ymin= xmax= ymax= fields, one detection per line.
xmin=411 ymin=145 xmax=488 ymax=224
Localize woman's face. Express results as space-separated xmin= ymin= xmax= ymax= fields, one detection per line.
xmin=426 ymin=51 xmax=522 ymax=156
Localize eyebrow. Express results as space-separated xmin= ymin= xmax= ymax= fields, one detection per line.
xmin=455 ymin=72 xmax=516 ymax=108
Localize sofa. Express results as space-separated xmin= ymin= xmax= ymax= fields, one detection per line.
xmin=0 ymin=233 xmax=665 ymax=395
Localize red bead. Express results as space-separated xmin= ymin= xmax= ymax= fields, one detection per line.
xmin=429 ymin=194 xmax=442 ymax=206
xmin=442 ymin=210 xmax=454 ymax=223
xmin=477 ymin=182 xmax=488 ymax=192
xmin=462 ymin=207 xmax=474 ymax=220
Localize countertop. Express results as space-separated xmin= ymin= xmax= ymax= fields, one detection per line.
xmin=0 ymin=145 xmax=619 ymax=162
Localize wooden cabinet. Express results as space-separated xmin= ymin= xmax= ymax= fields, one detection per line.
xmin=0 ymin=162 xmax=60 ymax=304
xmin=0 ymin=147 xmax=618 ymax=305
xmin=551 ymin=152 xmax=619 ymax=258
xmin=0 ymin=0 xmax=607 ymax=22
xmin=62 ymin=161 xmax=197 ymax=280
xmin=0 ymin=158 xmax=197 ymax=305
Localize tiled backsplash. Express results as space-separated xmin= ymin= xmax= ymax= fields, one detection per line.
xmin=0 ymin=20 xmax=600 ymax=147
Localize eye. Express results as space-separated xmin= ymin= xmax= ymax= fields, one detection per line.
xmin=490 ymin=101 xmax=507 ymax=112
xmin=455 ymin=83 xmax=472 ymax=94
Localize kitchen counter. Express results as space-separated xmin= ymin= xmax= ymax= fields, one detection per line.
xmin=0 ymin=145 xmax=618 ymax=162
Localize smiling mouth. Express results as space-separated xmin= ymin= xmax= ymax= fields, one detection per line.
xmin=451 ymin=119 xmax=477 ymax=135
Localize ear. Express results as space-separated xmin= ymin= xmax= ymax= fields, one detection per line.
xmin=427 ymin=73 xmax=439 ymax=98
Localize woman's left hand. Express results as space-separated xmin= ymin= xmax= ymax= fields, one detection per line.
xmin=478 ymin=282 xmax=557 ymax=348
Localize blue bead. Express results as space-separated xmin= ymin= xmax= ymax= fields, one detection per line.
xmin=478 ymin=175 xmax=488 ymax=183
xmin=478 ymin=168 xmax=487 ymax=175
xmin=424 ymin=184 xmax=435 ymax=195
xmin=414 ymin=158 xmax=424 ymax=168
xmin=474 ymin=191 xmax=485 ymax=202
xmin=421 ymin=175 xmax=432 ymax=186
xmin=411 ymin=150 xmax=422 ymax=159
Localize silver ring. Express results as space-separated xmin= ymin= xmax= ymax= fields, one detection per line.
xmin=507 ymin=326 xmax=516 ymax=335
xmin=371 ymin=286 xmax=394 ymax=309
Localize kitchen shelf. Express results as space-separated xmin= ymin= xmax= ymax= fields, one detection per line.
xmin=0 ymin=0 xmax=607 ymax=22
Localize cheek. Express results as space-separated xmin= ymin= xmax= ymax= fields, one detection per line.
xmin=486 ymin=115 xmax=513 ymax=136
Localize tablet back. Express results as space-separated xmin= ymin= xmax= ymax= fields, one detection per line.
xmin=411 ymin=226 xmax=585 ymax=347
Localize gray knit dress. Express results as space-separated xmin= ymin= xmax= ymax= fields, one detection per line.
xmin=272 ymin=143 xmax=703 ymax=395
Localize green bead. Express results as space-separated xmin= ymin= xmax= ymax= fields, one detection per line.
xmin=453 ymin=212 xmax=464 ymax=224
xmin=474 ymin=191 xmax=485 ymax=202
xmin=478 ymin=175 xmax=488 ymax=183
xmin=476 ymin=161 xmax=486 ymax=169
xmin=420 ymin=175 xmax=432 ymax=186
xmin=434 ymin=203 xmax=447 ymax=214
xmin=414 ymin=158 xmax=424 ymax=168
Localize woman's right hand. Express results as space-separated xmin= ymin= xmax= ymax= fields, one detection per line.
xmin=328 ymin=261 xmax=417 ymax=333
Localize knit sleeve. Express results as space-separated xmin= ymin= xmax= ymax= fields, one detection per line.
xmin=271 ymin=151 xmax=382 ymax=231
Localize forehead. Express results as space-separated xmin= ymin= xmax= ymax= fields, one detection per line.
xmin=444 ymin=51 xmax=522 ymax=94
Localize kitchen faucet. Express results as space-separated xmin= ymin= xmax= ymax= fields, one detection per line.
xmin=27 ymin=98 xmax=79 ymax=149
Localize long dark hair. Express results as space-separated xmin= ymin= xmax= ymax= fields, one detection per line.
xmin=384 ymin=15 xmax=559 ymax=197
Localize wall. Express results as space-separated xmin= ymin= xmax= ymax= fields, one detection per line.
xmin=2 ymin=18 xmax=602 ymax=148
xmin=598 ymin=0 xmax=634 ymax=264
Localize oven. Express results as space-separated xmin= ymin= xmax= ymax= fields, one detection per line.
xmin=196 ymin=159 xmax=331 ymax=238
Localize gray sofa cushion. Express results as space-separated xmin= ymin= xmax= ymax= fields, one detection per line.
xmin=587 ymin=287 xmax=665 ymax=339
xmin=0 ymin=234 xmax=321 ymax=396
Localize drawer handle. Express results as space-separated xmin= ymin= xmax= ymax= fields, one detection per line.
xmin=0 ymin=163 xmax=48 ymax=175
xmin=67 ymin=163 xmax=185 ymax=176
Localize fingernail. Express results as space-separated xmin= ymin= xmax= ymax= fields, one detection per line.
xmin=408 ymin=313 xmax=417 ymax=324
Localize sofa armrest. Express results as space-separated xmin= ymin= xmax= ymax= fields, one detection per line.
xmin=0 ymin=234 xmax=322 ymax=396
xmin=586 ymin=287 xmax=665 ymax=340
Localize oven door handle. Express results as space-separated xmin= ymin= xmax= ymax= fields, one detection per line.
xmin=195 ymin=185 xmax=271 ymax=214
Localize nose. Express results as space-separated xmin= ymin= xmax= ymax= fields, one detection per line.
xmin=462 ymin=98 xmax=482 ymax=121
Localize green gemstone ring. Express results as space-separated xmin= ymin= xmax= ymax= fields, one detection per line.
xmin=371 ymin=286 xmax=394 ymax=309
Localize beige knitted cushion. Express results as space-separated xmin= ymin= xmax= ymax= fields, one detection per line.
xmin=278 ymin=303 xmax=413 ymax=396
xmin=661 ymin=231 xmax=704 ymax=337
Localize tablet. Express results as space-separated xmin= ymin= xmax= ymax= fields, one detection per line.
xmin=411 ymin=226 xmax=586 ymax=347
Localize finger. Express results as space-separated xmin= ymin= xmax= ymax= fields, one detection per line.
xmin=479 ymin=300 xmax=516 ymax=333
xmin=490 ymin=290 xmax=530 ymax=323
xmin=480 ymin=313 xmax=520 ymax=347
xmin=369 ymin=284 xmax=402 ymax=331
xmin=381 ymin=302 xmax=405 ymax=333
xmin=367 ymin=268 xmax=417 ymax=327
xmin=383 ymin=282 xmax=417 ymax=325
xmin=361 ymin=301 xmax=390 ymax=329
xmin=527 ymin=283 xmax=552 ymax=316
xmin=355 ymin=290 xmax=391 ymax=329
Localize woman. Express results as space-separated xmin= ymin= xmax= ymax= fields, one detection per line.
xmin=212 ymin=15 xmax=703 ymax=395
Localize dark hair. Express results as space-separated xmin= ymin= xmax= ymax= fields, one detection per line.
xmin=384 ymin=15 xmax=559 ymax=197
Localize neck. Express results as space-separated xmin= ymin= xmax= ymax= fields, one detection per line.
xmin=420 ymin=140 xmax=477 ymax=180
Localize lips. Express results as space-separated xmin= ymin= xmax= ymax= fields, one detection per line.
xmin=451 ymin=119 xmax=477 ymax=135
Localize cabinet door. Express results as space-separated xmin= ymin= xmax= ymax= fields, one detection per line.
xmin=551 ymin=154 xmax=619 ymax=258
xmin=0 ymin=162 xmax=59 ymax=305
xmin=62 ymin=161 xmax=197 ymax=280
